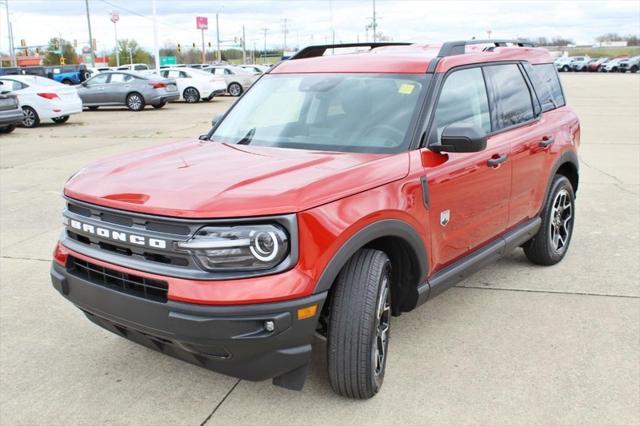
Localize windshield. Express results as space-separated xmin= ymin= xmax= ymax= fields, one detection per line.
xmin=211 ymin=73 xmax=428 ymax=153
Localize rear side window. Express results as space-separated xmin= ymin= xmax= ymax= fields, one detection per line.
xmin=530 ymin=64 xmax=565 ymax=112
xmin=484 ymin=64 xmax=535 ymax=130
xmin=433 ymin=67 xmax=491 ymax=139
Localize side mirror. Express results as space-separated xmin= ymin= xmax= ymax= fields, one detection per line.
xmin=211 ymin=113 xmax=224 ymax=128
xmin=432 ymin=122 xmax=487 ymax=153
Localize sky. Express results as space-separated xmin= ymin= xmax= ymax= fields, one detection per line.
xmin=1 ymin=0 xmax=639 ymax=54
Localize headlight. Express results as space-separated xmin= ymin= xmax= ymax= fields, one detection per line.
xmin=177 ymin=224 xmax=289 ymax=271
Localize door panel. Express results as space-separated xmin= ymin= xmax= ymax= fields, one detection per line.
xmin=425 ymin=66 xmax=511 ymax=272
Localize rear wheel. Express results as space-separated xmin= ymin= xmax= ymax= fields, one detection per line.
xmin=52 ymin=115 xmax=69 ymax=124
xmin=228 ymin=82 xmax=243 ymax=97
xmin=152 ymin=101 xmax=167 ymax=109
xmin=0 ymin=125 xmax=16 ymax=133
xmin=126 ymin=93 xmax=145 ymax=111
xmin=631 ymin=65 xmax=638 ymax=73
xmin=327 ymin=249 xmax=391 ymax=399
xmin=183 ymin=87 xmax=200 ymax=103
xmin=562 ymin=65 xmax=570 ymax=72
xmin=21 ymin=106 xmax=40 ymax=128
xmin=523 ymin=175 xmax=575 ymax=265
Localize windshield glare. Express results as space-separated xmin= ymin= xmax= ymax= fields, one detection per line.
xmin=211 ymin=73 xmax=428 ymax=153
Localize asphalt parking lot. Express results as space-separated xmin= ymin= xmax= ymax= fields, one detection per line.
xmin=1 ymin=74 xmax=639 ymax=425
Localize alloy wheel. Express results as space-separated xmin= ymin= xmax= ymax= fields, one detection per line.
xmin=184 ymin=87 xmax=199 ymax=103
xmin=372 ymin=268 xmax=391 ymax=380
xmin=549 ymin=188 xmax=573 ymax=253
xmin=22 ymin=108 xmax=37 ymax=127
xmin=128 ymin=94 xmax=143 ymax=111
xmin=228 ymin=83 xmax=242 ymax=96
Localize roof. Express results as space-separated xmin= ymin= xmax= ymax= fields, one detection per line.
xmin=272 ymin=42 xmax=554 ymax=75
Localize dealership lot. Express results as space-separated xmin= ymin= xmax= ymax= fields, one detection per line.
xmin=1 ymin=74 xmax=638 ymax=425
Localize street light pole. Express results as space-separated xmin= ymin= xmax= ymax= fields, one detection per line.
xmin=84 ymin=0 xmax=95 ymax=67
xmin=215 ymin=13 xmax=221 ymax=62
xmin=111 ymin=11 xmax=120 ymax=67
xmin=262 ymin=28 xmax=268 ymax=64
xmin=152 ymin=0 xmax=160 ymax=73
xmin=4 ymin=0 xmax=16 ymax=66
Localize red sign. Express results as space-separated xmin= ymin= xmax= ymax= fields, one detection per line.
xmin=196 ymin=16 xmax=208 ymax=30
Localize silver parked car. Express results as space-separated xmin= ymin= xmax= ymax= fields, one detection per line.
xmin=76 ymin=71 xmax=179 ymax=111
xmin=619 ymin=56 xmax=640 ymax=73
xmin=206 ymin=65 xmax=258 ymax=96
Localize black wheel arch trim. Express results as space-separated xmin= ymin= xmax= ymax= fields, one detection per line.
xmin=313 ymin=219 xmax=428 ymax=294
xmin=538 ymin=150 xmax=579 ymax=215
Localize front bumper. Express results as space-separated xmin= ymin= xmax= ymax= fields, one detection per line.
xmin=50 ymin=261 xmax=326 ymax=387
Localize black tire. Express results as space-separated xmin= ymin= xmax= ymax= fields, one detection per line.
xmin=87 ymin=106 xmax=99 ymax=111
xmin=126 ymin=92 xmax=145 ymax=111
xmin=183 ymin=87 xmax=200 ymax=103
xmin=327 ymin=249 xmax=392 ymax=399
xmin=0 ymin=125 xmax=16 ymax=133
xmin=152 ymin=101 xmax=167 ymax=109
xmin=52 ymin=115 xmax=69 ymax=124
xmin=228 ymin=82 xmax=243 ymax=97
xmin=62 ymin=79 xmax=73 ymax=85
xmin=562 ymin=65 xmax=570 ymax=72
xmin=21 ymin=106 xmax=40 ymax=128
xmin=202 ymin=96 xmax=212 ymax=102
xmin=523 ymin=175 xmax=575 ymax=266
xmin=630 ymin=65 xmax=638 ymax=73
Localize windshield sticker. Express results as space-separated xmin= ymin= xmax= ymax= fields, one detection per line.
xmin=398 ymin=83 xmax=415 ymax=95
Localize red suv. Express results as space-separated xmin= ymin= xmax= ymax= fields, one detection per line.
xmin=51 ymin=40 xmax=580 ymax=399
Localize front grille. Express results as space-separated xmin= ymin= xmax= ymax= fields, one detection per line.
xmin=68 ymin=256 xmax=168 ymax=303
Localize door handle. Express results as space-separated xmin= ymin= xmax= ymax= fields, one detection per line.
xmin=539 ymin=135 xmax=555 ymax=148
xmin=487 ymin=154 xmax=508 ymax=168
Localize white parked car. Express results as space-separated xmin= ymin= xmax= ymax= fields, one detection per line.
xmin=115 ymin=63 xmax=150 ymax=72
xmin=239 ymin=64 xmax=270 ymax=74
xmin=602 ymin=57 xmax=629 ymax=73
xmin=158 ymin=68 xmax=226 ymax=103
xmin=206 ymin=65 xmax=258 ymax=96
xmin=0 ymin=75 xmax=82 ymax=128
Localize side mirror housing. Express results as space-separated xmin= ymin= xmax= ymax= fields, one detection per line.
xmin=211 ymin=113 xmax=224 ymax=128
xmin=431 ymin=122 xmax=487 ymax=153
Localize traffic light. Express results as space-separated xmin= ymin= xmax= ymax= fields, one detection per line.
xmin=192 ymin=42 xmax=196 ymax=48
xmin=35 ymin=47 xmax=40 ymax=54
xmin=177 ymin=43 xmax=181 ymax=53
xmin=60 ymin=57 xmax=66 ymax=65
xmin=208 ymin=41 xmax=211 ymax=48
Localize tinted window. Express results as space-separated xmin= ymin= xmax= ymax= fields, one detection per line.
xmin=179 ymin=71 xmax=189 ymax=78
xmin=530 ymin=64 xmax=565 ymax=112
xmin=134 ymin=65 xmax=148 ymax=70
xmin=434 ymin=67 xmax=491 ymax=139
xmin=224 ymin=68 xmax=233 ymax=75
xmin=484 ymin=64 xmax=534 ymax=130
xmin=0 ymin=79 xmax=24 ymax=90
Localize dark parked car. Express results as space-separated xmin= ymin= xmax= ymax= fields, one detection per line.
xmin=0 ymin=90 xmax=23 ymax=134
xmin=76 ymin=71 xmax=179 ymax=111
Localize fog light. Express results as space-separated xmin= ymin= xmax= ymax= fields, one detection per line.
xmin=264 ymin=320 xmax=275 ymax=332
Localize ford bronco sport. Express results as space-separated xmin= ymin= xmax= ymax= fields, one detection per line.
xmin=51 ymin=40 xmax=580 ymax=399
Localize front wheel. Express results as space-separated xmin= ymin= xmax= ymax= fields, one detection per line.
xmin=523 ymin=175 xmax=575 ymax=265
xmin=152 ymin=101 xmax=166 ymax=109
xmin=562 ymin=65 xmax=570 ymax=72
xmin=228 ymin=82 xmax=243 ymax=97
xmin=126 ymin=93 xmax=145 ymax=111
xmin=631 ymin=65 xmax=638 ymax=73
xmin=0 ymin=125 xmax=16 ymax=133
xmin=52 ymin=115 xmax=69 ymax=124
xmin=327 ymin=249 xmax=392 ymax=399
xmin=21 ymin=106 xmax=40 ymax=128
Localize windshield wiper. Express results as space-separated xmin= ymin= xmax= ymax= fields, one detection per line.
xmin=236 ymin=128 xmax=256 ymax=145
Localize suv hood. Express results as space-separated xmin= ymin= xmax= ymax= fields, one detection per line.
xmin=65 ymin=140 xmax=409 ymax=218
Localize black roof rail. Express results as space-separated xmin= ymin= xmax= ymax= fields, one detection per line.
xmin=290 ymin=42 xmax=412 ymax=60
xmin=437 ymin=39 xmax=535 ymax=57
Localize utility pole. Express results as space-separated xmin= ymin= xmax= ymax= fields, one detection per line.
xmin=215 ymin=13 xmax=221 ymax=62
xmin=152 ymin=0 xmax=160 ymax=72
xmin=200 ymin=27 xmax=205 ymax=63
xmin=5 ymin=0 xmax=16 ymax=66
xmin=241 ymin=25 xmax=246 ymax=64
xmin=84 ymin=0 xmax=95 ymax=66
xmin=261 ymin=28 xmax=268 ymax=64
xmin=372 ymin=0 xmax=377 ymax=42
xmin=282 ymin=18 xmax=288 ymax=51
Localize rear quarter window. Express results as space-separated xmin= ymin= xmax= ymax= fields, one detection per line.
xmin=529 ymin=63 xmax=566 ymax=112
xmin=484 ymin=64 xmax=535 ymax=130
